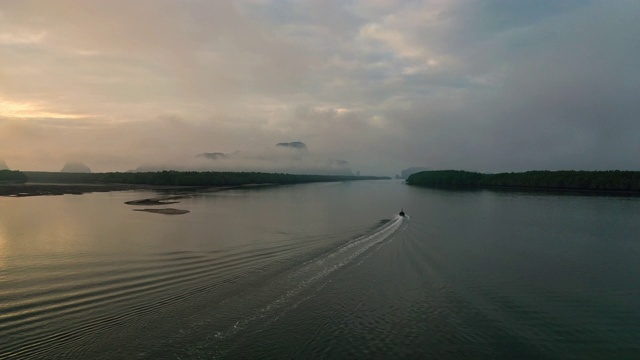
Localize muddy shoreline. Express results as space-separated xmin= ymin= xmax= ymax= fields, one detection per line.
xmin=0 ymin=183 xmax=198 ymax=197
xmin=0 ymin=182 xmax=280 ymax=197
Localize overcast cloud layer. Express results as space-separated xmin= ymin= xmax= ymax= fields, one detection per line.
xmin=1 ymin=0 xmax=639 ymax=175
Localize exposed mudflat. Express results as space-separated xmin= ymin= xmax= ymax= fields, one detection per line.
xmin=126 ymin=195 xmax=192 ymax=215
xmin=0 ymin=183 xmax=148 ymax=197
xmin=1 ymin=183 xmax=278 ymax=217
xmin=133 ymin=208 xmax=191 ymax=215
xmin=124 ymin=195 xmax=190 ymax=205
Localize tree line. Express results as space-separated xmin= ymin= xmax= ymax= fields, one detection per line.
xmin=0 ymin=170 xmax=28 ymax=183
xmin=21 ymin=170 xmax=388 ymax=186
xmin=96 ymin=171 xmax=387 ymax=186
xmin=406 ymin=170 xmax=640 ymax=192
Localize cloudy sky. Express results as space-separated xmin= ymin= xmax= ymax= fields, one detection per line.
xmin=1 ymin=0 xmax=638 ymax=175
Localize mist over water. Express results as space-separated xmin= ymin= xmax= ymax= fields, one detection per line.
xmin=1 ymin=181 xmax=639 ymax=359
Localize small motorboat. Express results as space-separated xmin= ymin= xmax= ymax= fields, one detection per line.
xmin=399 ymin=209 xmax=405 ymax=217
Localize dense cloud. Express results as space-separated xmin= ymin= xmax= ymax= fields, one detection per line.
xmin=188 ymin=142 xmax=352 ymax=175
xmin=1 ymin=1 xmax=639 ymax=175
xmin=276 ymin=141 xmax=307 ymax=150
xmin=197 ymin=152 xmax=231 ymax=160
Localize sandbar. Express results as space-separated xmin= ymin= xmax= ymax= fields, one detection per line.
xmin=133 ymin=208 xmax=190 ymax=215
xmin=124 ymin=195 xmax=190 ymax=205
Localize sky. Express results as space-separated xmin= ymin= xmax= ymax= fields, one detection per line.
xmin=1 ymin=0 xmax=639 ymax=176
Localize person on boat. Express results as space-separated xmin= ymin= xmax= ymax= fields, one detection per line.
xmin=399 ymin=208 xmax=405 ymax=217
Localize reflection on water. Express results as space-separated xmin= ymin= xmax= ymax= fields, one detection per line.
xmin=1 ymin=181 xmax=640 ymax=359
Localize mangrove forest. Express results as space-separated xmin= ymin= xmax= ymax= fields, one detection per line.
xmin=406 ymin=170 xmax=640 ymax=193
xmin=23 ymin=170 xmax=388 ymax=187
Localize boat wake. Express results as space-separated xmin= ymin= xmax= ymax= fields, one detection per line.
xmin=198 ymin=215 xmax=408 ymax=356
xmin=8 ymin=215 xmax=410 ymax=359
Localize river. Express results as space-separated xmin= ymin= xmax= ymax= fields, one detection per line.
xmin=1 ymin=180 xmax=639 ymax=359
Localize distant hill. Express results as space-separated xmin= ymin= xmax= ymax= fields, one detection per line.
xmin=0 ymin=160 xmax=8 ymax=170
xmin=61 ymin=162 xmax=92 ymax=173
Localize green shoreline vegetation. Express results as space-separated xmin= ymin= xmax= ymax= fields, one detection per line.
xmin=1 ymin=170 xmax=389 ymax=197
xmin=406 ymin=170 xmax=640 ymax=193
xmin=0 ymin=170 xmax=28 ymax=183
xmin=23 ymin=170 xmax=388 ymax=186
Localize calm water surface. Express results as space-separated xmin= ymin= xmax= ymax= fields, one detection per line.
xmin=1 ymin=180 xmax=639 ymax=359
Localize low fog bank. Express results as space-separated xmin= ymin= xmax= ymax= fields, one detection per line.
xmin=135 ymin=144 xmax=355 ymax=176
